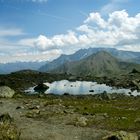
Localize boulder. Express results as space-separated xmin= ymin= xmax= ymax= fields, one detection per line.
xmin=34 ymin=83 xmax=49 ymax=93
xmin=0 ymin=86 xmax=15 ymax=98
xmin=132 ymin=80 xmax=140 ymax=90
xmin=76 ymin=116 xmax=88 ymax=127
xmin=103 ymin=131 xmax=138 ymax=140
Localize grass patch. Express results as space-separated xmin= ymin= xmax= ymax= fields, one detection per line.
xmin=0 ymin=113 xmax=20 ymax=140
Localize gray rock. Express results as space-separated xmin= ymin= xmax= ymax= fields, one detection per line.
xmin=0 ymin=86 xmax=15 ymax=98
xmin=132 ymin=80 xmax=140 ymax=90
xmin=76 ymin=116 xmax=88 ymax=127
xmin=34 ymin=83 xmax=49 ymax=93
xmin=94 ymin=113 xmax=109 ymax=121
xmin=103 ymin=131 xmax=138 ymax=140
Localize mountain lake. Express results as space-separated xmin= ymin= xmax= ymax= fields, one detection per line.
xmin=25 ymin=80 xmax=140 ymax=96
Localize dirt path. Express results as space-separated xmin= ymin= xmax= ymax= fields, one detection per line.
xmin=0 ymin=98 xmax=109 ymax=140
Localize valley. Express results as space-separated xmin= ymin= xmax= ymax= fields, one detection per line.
xmin=1 ymin=1 xmax=140 ymax=139
xmin=0 ymin=50 xmax=140 ymax=140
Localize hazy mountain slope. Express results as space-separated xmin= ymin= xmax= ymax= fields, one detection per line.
xmin=127 ymin=56 xmax=140 ymax=64
xmin=51 ymin=51 xmax=140 ymax=76
xmin=39 ymin=48 xmax=140 ymax=72
xmin=39 ymin=48 xmax=96 ymax=72
xmin=0 ymin=61 xmax=47 ymax=74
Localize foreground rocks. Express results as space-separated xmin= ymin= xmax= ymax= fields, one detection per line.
xmin=103 ymin=131 xmax=138 ymax=140
xmin=1 ymin=94 xmax=140 ymax=140
xmin=0 ymin=86 xmax=15 ymax=98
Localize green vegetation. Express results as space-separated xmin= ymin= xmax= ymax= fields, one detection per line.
xmin=59 ymin=96 xmax=140 ymax=131
xmin=0 ymin=113 xmax=20 ymax=140
xmin=15 ymin=94 xmax=140 ymax=132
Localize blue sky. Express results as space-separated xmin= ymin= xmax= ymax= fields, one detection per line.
xmin=0 ymin=0 xmax=140 ymax=62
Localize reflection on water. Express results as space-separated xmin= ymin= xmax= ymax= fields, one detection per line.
xmin=25 ymin=80 xmax=140 ymax=96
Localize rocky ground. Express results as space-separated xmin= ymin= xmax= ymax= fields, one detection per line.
xmin=0 ymin=94 xmax=140 ymax=140
xmin=0 ymin=70 xmax=140 ymax=139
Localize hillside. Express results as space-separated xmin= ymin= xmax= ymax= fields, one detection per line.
xmin=0 ymin=70 xmax=68 ymax=92
xmin=127 ymin=56 xmax=140 ymax=64
xmin=39 ymin=48 xmax=95 ymax=72
xmin=51 ymin=51 xmax=140 ymax=76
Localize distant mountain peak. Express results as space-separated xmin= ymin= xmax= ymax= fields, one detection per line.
xmin=51 ymin=51 xmax=140 ymax=76
xmin=39 ymin=47 xmax=140 ymax=72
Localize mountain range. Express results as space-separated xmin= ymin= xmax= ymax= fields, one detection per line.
xmin=50 ymin=51 xmax=140 ymax=76
xmin=0 ymin=61 xmax=47 ymax=74
xmin=0 ymin=48 xmax=140 ymax=75
xmin=39 ymin=48 xmax=140 ymax=72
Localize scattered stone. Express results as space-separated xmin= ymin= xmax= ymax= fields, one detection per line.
xmin=28 ymin=105 xmax=40 ymax=110
xmin=102 ymin=131 xmax=138 ymax=140
xmin=76 ymin=116 xmax=88 ymax=127
xmin=0 ymin=86 xmax=15 ymax=98
xmin=32 ymin=109 xmax=40 ymax=114
xmin=121 ymin=117 xmax=127 ymax=120
xmin=25 ymin=112 xmax=34 ymax=118
xmin=93 ymin=113 xmax=108 ymax=121
xmin=25 ymin=109 xmax=40 ymax=118
xmin=16 ymin=106 xmax=24 ymax=110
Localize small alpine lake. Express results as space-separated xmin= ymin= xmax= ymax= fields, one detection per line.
xmin=25 ymin=80 xmax=140 ymax=96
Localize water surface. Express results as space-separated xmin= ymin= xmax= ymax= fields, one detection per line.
xmin=25 ymin=80 xmax=140 ymax=96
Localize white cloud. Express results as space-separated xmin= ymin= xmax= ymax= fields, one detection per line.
xmin=0 ymin=10 xmax=140 ymax=63
xmin=76 ymin=10 xmax=140 ymax=49
xmin=0 ymin=49 xmax=62 ymax=63
xmin=33 ymin=31 xmax=79 ymax=51
xmin=118 ymin=45 xmax=140 ymax=52
xmin=0 ymin=27 xmax=25 ymax=37
xmin=14 ymin=10 xmax=140 ymax=55
xmin=84 ymin=12 xmax=107 ymax=28
xmin=30 ymin=0 xmax=48 ymax=3
xmin=100 ymin=0 xmax=129 ymax=15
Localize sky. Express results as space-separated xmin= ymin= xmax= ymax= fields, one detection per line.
xmin=0 ymin=0 xmax=140 ymax=63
